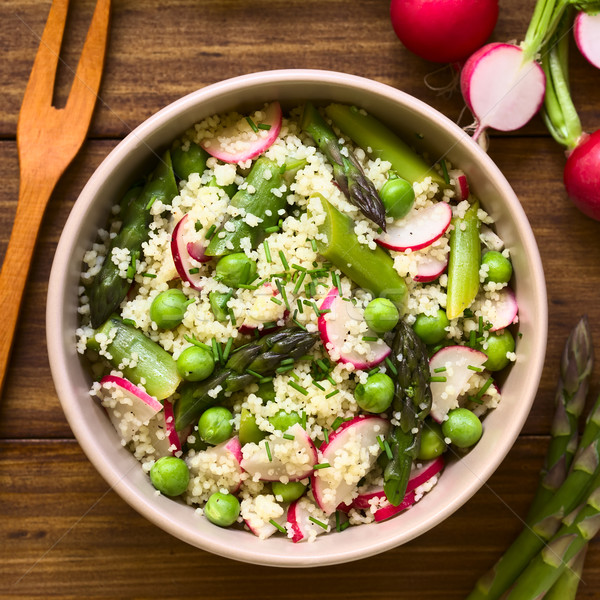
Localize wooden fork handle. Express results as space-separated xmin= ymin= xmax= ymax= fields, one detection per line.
xmin=0 ymin=176 xmax=58 ymax=395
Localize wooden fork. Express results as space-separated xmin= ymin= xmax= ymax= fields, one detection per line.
xmin=0 ymin=0 xmax=110 ymax=395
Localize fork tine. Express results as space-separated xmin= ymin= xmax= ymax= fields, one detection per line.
xmin=65 ymin=0 xmax=111 ymax=121
xmin=20 ymin=0 xmax=69 ymax=113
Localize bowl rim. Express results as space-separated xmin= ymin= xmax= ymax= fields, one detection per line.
xmin=46 ymin=68 xmax=548 ymax=566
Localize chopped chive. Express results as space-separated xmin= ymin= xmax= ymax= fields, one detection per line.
xmin=283 ymin=433 xmax=295 ymax=441
xmin=440 ymin=158 xmax=450 ymax=184
xmin=281 ymin=358 xmax=295 ymax=366
xmin=231 ymin=342 xmax=251 ymax=354
xmin=335 ymin=511 xmax=341 ymax=532
xmin=319 ymin=308 xmax=331 ymax=314
xmin=184 ymin=335 xmax=211 ymax=351
xmin=296 ymin=298 xmax=304 ymax=314
xmin=368 ymin=367 xmax=380 ymax=376
xmin=258 ymin=377 xmax=273 ymax=384
xmin=279 ymin=163 xmax=287 ymax=174
xmin=278 ymin=251 xmax=289 ymax=270
xmin=145 ymin=196 xmax=156 ymax=210
xmin=289 ymin=372 xmax=301 ymax=383
xmin=142 ymin=272 xmax=157 ymax=278
xmin=291 ymin=263 xmax=307 ymax=272
xmin=314 ymin=463 xmax=331 ymax=470
xmin=263 ymin=240 xmax=272 ymax=263
xmin=265 ymin=441 xmax=272 ymax=462
xmin=309 ymin=301 xmax=321 ymax=317
xmin=469 ymin=330 xmax=477 ymax=348
xmin=310 ymin=239 xmax=318 ymax=252
xmin=331 ymin=417 xmax=344 ymax=430
xmin=332 ymin=271 xmax=341 ymax=291
xmin=246 ymin=368 xmax=263 ymax=378
xmin=289 ymin=381 xmax=308 ymax=396
xmin=309 ymin=516 xmax=328 ymax=530
xmin=269 ymin=519 xmax=287 ymax=533
xmin=122 ymin=318 xmax=136 ymax=327
xmin=228 ymin=308 xmax=237 ymax=326
xmin=270 ymin=296 xmax=283 ymax=306
xmin=276 ymin=365 xmax=294 ymax=374
xmin=246 ymin=116 xmax=259 ymax=132
xmin=376 ymin=435 xmax=385 ymax=451
xmin=316 ymin=359 xmax=330 ymax=373
xmin=464 ymin=308 xmax=474 ymax=318
xmin=385 ymin=357 xmax=398 ymax=376
xmin=300 ymin=354 xmax=313 ymax=362
xmin=188 ymin=267 xmax=200 ymax=274
xmin=362 ymin=336 xmax=378 ymax=342
xmin=478 ymin=315 xmax=484 ymax=335
xmin=323 ymin=429 xmax=330 ymax=444
xmin=211 ymin=338 xmax=220 ymax=363
xmin=301 ymin=410 xmax=307 ymax=429
xmin=326 ymin=375 xmax=336 ymax=387
xmin=430 ymin=376 xmax=447 ymax=383
xmin=264 ymin=225 xmax=279 ymax=234
xmin=468 ymin=365 xmax=484 ymax=372
xmin=433 ymin=366 xmax=447 ymax=373
xmin=205 ymin=224 xmax=216 ymax=239
xmin=292 ymin=318 xmax=307 ymax=331
xmin=258 ymin=122 xmax=272 ymax=131
xmin=222 ymin=338 xmax=234 ymax=362
xmin=194 ymin=220 xmax=202 ymax=232
xmin=326 ymin=390 xmax=339 ymax=399
xmin=474 ymin=377 xmax=494 ymax=401
xmin=238 ymin=283 xmax=258 ymax=290
xmin=384 ymin=440 xmax=393 ymax=460
xmin=340 ymin=521 xmax=350 ymax=532
xmin=279 ymin=284 xmax=290 ymax=311
xmin=184 ymin=298 xmax=195 ymax=308
xmin=313 ymin=381 xmax=326 ymax=391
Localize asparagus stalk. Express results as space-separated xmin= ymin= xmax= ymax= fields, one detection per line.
xmin=384 ymin=321 xmax=432 ymax=505
xmin=174 ymin=327 xmax=318 ymax=430
xmin=171 ymin=141 xmax=209 ymax=181
xmin=505 ymin=474 xmax=600 ymax=598
xmin=467 ymin=396 xmax=600 ymax=600
xmin=544 ymin=544 xmax=588 ymax=600
xmin=527 ymin=316 xmax=593 ymax=522
xmin=301 ymin=102 xmax=387 ymax=230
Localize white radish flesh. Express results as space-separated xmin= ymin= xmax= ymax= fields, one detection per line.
xmin=413 ymin=253 xmax=448 ymax=283
xmin=171 ymin=213 xmax=205 ymax=290
xmin=480 ymin=225 xmax=504 ymax=251
xmin=487 ymin=287 xmax=518 ymax=332
xmin=318 ymin=288 xmax=391 ymax=369
xmin=287 ymin=496 xmax=330 ymax=543
xmin=376 ymin=202 xmax=452 ymax=252
xmin=203 ymin=436 xmax=244 ymax=493
xmin=575 ymin=11 xmax=600 ymax=70
xmin=429 ymin=346 xmax=488 ymax=422
xmin=461 ymin=43 xmax=546 ymax=140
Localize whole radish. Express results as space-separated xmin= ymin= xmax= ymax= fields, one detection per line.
xmin=389 ymin=0 xmax=499 ymax=64
xmin=564 ymin=131 xmax=600 ymax=220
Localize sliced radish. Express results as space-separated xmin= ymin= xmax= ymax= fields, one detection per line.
xmin=99 ymin=375 xmax=162 ymax=443
xmin=200 ymin=102 xmax=282 ymax=164
xmin=171 ymin=214 xmax=206 ymax=291
xmin=287 ymin=496 xmax=330 ymax=542
xmin=429 ymin=346 xmax=488 ymax=422
xmin=162 ymin=400 xmax=182 ymax=453
xmin=413 ymin=253 xmax=448 ymax=283
xmin=311 ymin=415 xmax=392 ymax=515
xmin=240 ymin=424 xmax=317 ymax=482
xmin=238 ymin=282 xmax=288 ymax=334
xmin=575 ymin=11 xmax=600 ymax=70
xmin=318 ymin=287 xmax=391 ymax=369
xmin=376 ymin=202 xmax=452 ymax=252
xmin=487 ymin=287 xmax=518 ymax=332
xmin=243 ymin=495 xmax=288 ymax=539
xmin=203 ymin=436 xmax=243 ymax=493
xmin=373 ymin=491 xmax=416 ymax=522
xmin=448 ymin=169 xmax=470 ymax=201
xmin=480 ymin=225 xmax=504 ymax=251
xmin=245 ymin=511 xmax=287 ymax=540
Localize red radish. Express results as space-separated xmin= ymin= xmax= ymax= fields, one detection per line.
xmin=480 ymin=224 xmax=504 ymax=251
xmin=461 ymin=43 xmax=546 ymax=141
xmin=99 ymin=375 xmax=162 ymax=442
xmin=564 ymin=130 xmax=600 ymax=221
xmin=487 ymin=287 xmax=519 ymax=332
xmin=574 ymin=11 xmax=600 ymax=70
xmin=311 ymin=415 xmax=392 ymax=515
xmin=318 ymin=288 xmax=391 ymax=369
xmin=171 ymin=214 xmax=206 ymax=290
xmin=204 ymin=436 xmax=244 ymax=493
xmin=472 ymin=381 xmax=501 ymax=417
xmin=162 ymin=400 xmax=183 ymax=453
xmin=376 ymin=202 xmax=452 ymax=252
xmin=429 ymin=346 xmax=488 ymax=422
xmin=186 ymin=240 xmax=210 ymax=263
xmin=240 ymin=424 xmax=317 ymax=482
xmin=287 ymin=497 xmax=330 ymax=542
xmin=200 ymin=102 xmax=282 ymax=164
xmin=449 ymin=169 xmax=470 ymax=201
xmin=245 ymin=509 xmax=287 ymax=539
xmin=413 ymin=253 xmax=448 ymax=283
xmin=373 ymin=491 xmax=416 ymax=522
xmin=389 ymin=0 xmax=499 ymax=64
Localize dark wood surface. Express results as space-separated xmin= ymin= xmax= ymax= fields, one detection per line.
xmin=1 ymin=0 xmax=599 ymax=597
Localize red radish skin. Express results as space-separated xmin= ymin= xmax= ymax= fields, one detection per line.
xmin=171 ymin=214 xmax=205 ymax=290
xmin=461 ymin=43 xmax=546 ymax=141
xmin=201 ymin=102 xmax=282 ymax=164
xmin=390 ymin=0 xmax=499 ymax=64
xmin=374 ymin=491 xmax=417 ymax=522
xmin=449 ymin=169 xmax=470 ymax=201
xmin=376 ymin=202 xmax=452 ymax=252
xmin=287 ymin=497 xmax=330 ymax=543
xmin=163 ymin=400 xmax=182 ymax=453
xmin=574 ymin=12 xmax=600 ymax=70
xmin=238 ymin=283 xmax=288 ymax=335
xmin=488 ymin=287 xmax=519 ymax=332
xmin=205 ymin=436 xmax=243 ymax=493
xmin=413 ymin=253 xmax=448 ymax=283
xmin=564 ymin=130 xmax=600 ymax=221
xmin=245 ymin=511 xmax=287 ymax=539
xmin=318 ymin=287 xmax=391 ymax=369
xmin=186 ymin=240 xmax=210 ymax=263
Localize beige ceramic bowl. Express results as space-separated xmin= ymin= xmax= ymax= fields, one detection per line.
xmin=47 ymin=69 xmax=547 ymax=567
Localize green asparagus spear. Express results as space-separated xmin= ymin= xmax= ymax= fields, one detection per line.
xmin=301 ymin=102 xmax=386 ymax=230
xmin=544 ymin=544 xmax=588 ymax=600
xmin=505 ymin=474 xmax=600 ymax=599
xmin=325 ymin=103 xmax=446 ymax=187
xmin=89 ymin=151 xmax=178 ymax=328
xmin=384 ymin=321 xmax=432 ymax=505
xmin=171 ymin=141 xmax=209 ymax=181
xmin=527 ymin=317 xmax=593 ymax=522
xmin=205 ymin=157 xmax=286 ymax=257
xmin=88 ymin=317 xmax=180 ymax=400
xmin=174 ymin=327 xmax=318 ymax=430
xmin=466 ymin=396 xmax=600 ymax=600
xmin=446 ymin=199 xmax=480 ymax=320
xmin=311 ymin=194 xmax=408 ymax=312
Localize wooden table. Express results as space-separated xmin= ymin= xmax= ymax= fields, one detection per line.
xmin=1 ymin=1 xmax=599 ymax=597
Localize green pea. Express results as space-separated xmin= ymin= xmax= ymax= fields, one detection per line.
xmin=150 ymin=289 xmax=190 ymax=330
xmin=269 ymin=410 xmax=301 ymax=432
xmin=198 ymin=407 xmax=233 ymax=445
xmin=256 ymin=381 xmax=276 ymax=403
xmin=417 ymin=421 xmax=446 ymax=460
xmin=271 ymin=481 xmax=306 ymax=503
xmin=204 ymin=491 xmax=240 ymax=527
xmin=482 ymin=251 xmax=513 ymax=284
xmin=442 ymin=408 xmax=482 ymax=448
xmin=239 ymin=408 xmax=266 ymax=445
xmin=380 ymin=175 xmax=415 ymax=219
xmin=176 ymin=346 xmax=215 ymax=381
xmin=413 ymin=310 xmax=450 ymax=345
xmin=364 ymin=298 xmax=399 ymax=334
xmin=484 ymin=329 xmax=515 ymax=371
xmin=215 ymin=253 xmax=257 ymax=288
xmin=149 ymin=456 xmax=190 ymax=496
xmin=355 ymin=373 xmax=394 ymax=413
